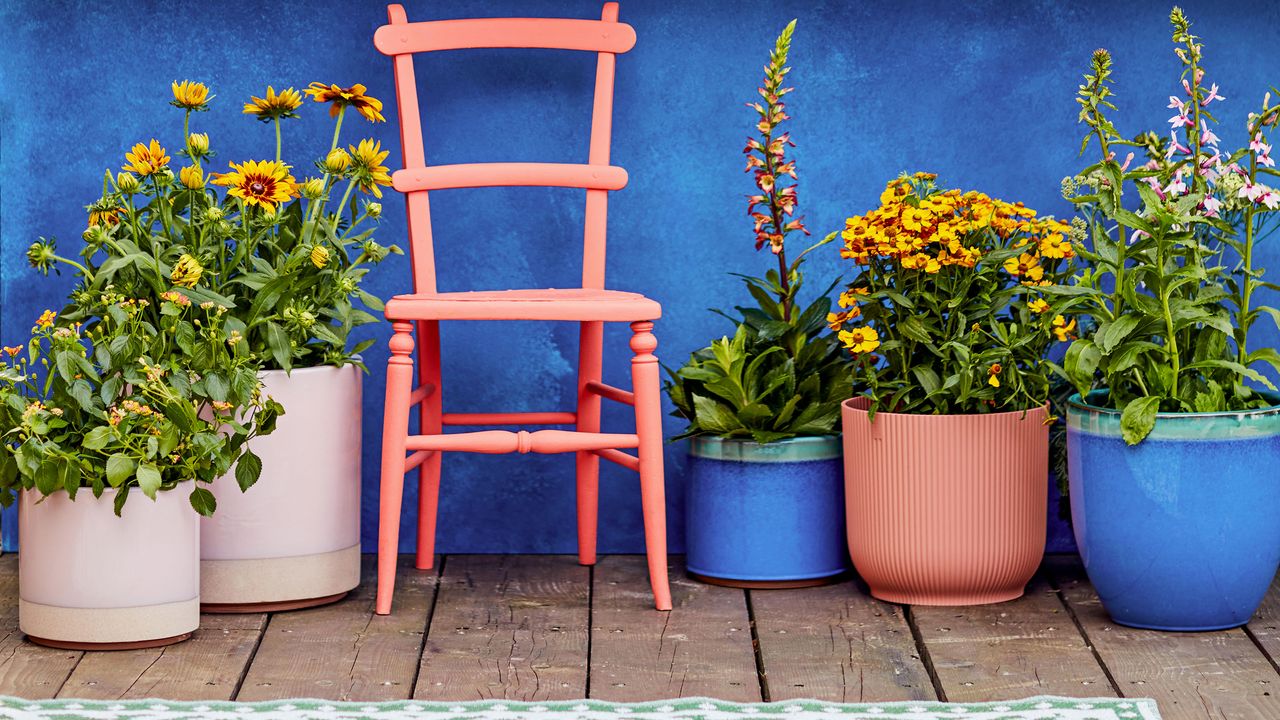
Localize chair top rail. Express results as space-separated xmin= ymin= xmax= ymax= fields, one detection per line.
xmin=374 ymin=17 xmax=636 ymax=56
xmin=392 ymin=162 xmax=628 ymax=193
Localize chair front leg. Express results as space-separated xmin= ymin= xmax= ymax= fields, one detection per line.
xmin=575 ymin=320 xmax=604 ymax=566
xmin=376 ymin=321 xmax=416 ymax=616
xmin=416 ymin=320 xmax=443 ymax=570
xmin=630 ymin=321 xmax=672 ymax=611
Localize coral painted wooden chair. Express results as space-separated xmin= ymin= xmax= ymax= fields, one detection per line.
xmin=371 ymin=3 xmax=671 ymax=613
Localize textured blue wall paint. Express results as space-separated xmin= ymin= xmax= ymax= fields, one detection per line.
xmin=2 ymin=0 xmax=1279 ymax=553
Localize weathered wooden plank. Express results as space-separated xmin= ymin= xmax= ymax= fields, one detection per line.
xmin=238 ymin=554 xmax=437 ymax=701
xmin=912 ymin=573 xmax=1114 ymax=701
xmin=590 ymin=556 xmax=758 ymax=702
xmin=415 ymin=555 xmax=588 ymax=701
xmin=752 ymin=580 xmax=935 ymax=702
xmin=58 ymin=613 xmax=265 ymax=700
xmin=0 ymin=555 xmax=82 ymax=698
xmin=1051 ymin=558 xmax=1280 ymax=720
xmin=1245 ymin=574 xmax=1280 ymax=666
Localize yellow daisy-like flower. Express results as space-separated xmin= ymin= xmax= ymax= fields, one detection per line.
xmin=179 ymin=165 xmax=205 ymax=189
xmin=310 ymin=244 xmax=330 ymax=269
xmin=987 ymin=363 xmax=1002 ymax=388
xmin=123 ymin=139 xmax=171 ymax=177
xmin=87 ymin=199 xmax=122 ymax=228
xmin=838 ymin=326 xmax=881 ymax=355
xmin=1027 ymin=298 xmax=1050 ymax=314
xmin=171 ymin=254 xmax=204 ymax=288
xmin=36 ymin=309 xmax=57 ymax=330
xmin=171 ymin=80 xmax=212 ymax=111
xmin=1051 ymin=315 xmax=1077 ymax=342
xmin=1038 ymin=233 xmax=1074 ymax=259
xmin=348 ymin=139 xmax=393 ymax=198
xmin=1002 ymin=252 xmax=1044 ymax=282
xmin=306 ymin=82 xmax=385 ymax=123
xmin=243 ymin=86 xmax=303 ymax=121
xmin=211 ymin=159 xmax=299 ymax=211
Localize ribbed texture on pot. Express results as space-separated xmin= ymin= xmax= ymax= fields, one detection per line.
xmin=842 ymin=397 xmax=1048 ymax=605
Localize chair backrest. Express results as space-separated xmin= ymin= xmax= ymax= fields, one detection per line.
xmin=374 ymin=3 xmax=636 ymax=294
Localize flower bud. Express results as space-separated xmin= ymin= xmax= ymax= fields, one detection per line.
xmin=204 ymin=206 xmax=224 ymax=222
xmin=117 ymin=171 xmax=140 ymax=194
xmin=310 ymin=244 xmax=330 ymax=269
xmin=301 ymin=177 xmax=325 ymax=200
xmin=325 ymin=148 xmax=351 ymax=174
xmin=365 ymin=201 xmax=382 ymax=218
xmin=187 ymin=132 xmax=210 ymax=156
xmin=179 ymin=165 xmax=204 ymax=189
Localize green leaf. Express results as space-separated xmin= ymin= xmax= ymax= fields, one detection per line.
xmin=265 ymin=321 xmax=293 ymax=372
xmin=189 ymin=486 xmax=217 ymax=516
xmin=106 ymin=453 xmax=136 ymax=487
xmin=235 ymin=449 xmax=263 ymax=492
xmin=692 ymin=395 xmax=742 ymax=434
xmin=1120 ymin=396 xmax=1162 ymax=445
xmin=136 ymin=463 xmax=163 ymax=500
xmin=82 ymin=426 xmax=113 ymax=451
xmin=1097 ymin=315 xmax=1140 ymax=354
xmin=1063 ymin=339 xmax=1102 ymax=396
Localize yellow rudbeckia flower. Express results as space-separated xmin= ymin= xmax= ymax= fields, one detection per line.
xmin=211 ymin=159 xmax=299 ymax=211
xmin=348 ymin=139 xmax=393 ymax=198
xmin=171 ymin=80 xmax=212 ymax=111
xmin=123 ymin=139 xmax=171 ymax=177
xmin=243 ymin=86 xmax=303 ymax=121
xmin=305 ymin=82 xmax=385 ymax=123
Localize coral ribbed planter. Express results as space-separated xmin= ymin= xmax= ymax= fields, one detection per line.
xmin=842 ymin=397 xmax=1047 ymax=605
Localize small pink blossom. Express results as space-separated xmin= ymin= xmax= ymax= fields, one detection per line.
xmin=1163 ymin=172 xmax=1187 ymax=196
xmin=1168 ymin=95 xmax=1185 ymax=110
xmin=1262 ymin=191 xmax=1280 ymax=210
xmin=1203 ymin=195 xmax=1222 ymax=217
xmin=1200 ymin=120 xmax=1220 ymax=147
xmin=1201 ymin=83 xmax=1224 ymax=106
xmin=1169 ymin=111 xmax=1191 ymax=130
xmin=1241 ymin=181 xmax=1266 ymax=202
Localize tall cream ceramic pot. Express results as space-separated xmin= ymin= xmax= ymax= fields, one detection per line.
xmin=200 ymin=364 xmax=362 ymax=612
xmin=19 ymin=488 xmax=200 ymax=649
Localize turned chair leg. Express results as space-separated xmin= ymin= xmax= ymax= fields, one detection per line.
xmin=376 ymin=321 xmax=416 ymax=616
xmin=416 ymin=320 xmax=443 ymax=571
xmin=575 ymin=321 xmax=604 ymax=566
xmin=630 ymin=321 xmax=672 ymax=611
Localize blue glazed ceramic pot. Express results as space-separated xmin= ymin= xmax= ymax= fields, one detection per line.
xmin=1067 ymin=391 xmax=1280 ymax=631
xmin=685 ymin=436 xmax=850 ymax=586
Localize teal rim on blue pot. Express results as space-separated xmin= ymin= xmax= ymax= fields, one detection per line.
xmin=1066 ymin=390 xmax=1280 ymax=631
xmin=685 ymin=435 xmax=849 ymax=583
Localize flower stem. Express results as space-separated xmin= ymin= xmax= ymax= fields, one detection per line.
xmin=274 ymin=117 xmax=282 ymax=163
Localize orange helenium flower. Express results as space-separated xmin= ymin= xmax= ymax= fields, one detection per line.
xmin=212 ymin=160 xmax=299 ymax=210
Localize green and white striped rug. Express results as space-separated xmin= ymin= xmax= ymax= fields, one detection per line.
xmin=0 ymin=696 xmax=1159 ymax=720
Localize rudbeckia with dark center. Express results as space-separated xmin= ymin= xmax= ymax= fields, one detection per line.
xmin=243 ymin=86 xmax=303 ymax=122
xmin=305 ymin=82 xmax=385 ymax=123
xmin=211 ymin=159 xmax=299 ymax=211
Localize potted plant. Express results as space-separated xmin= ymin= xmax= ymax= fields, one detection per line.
xmin=25 ymin=79 xmax=400 ymax=612
xmin=665 ymin=20 xmax=852 ymax=588
xmin=833 ymin=173 xmax=1075 ymax=605
xmin=0 ymin=301 xmax=279 ymax=649
xmin=1052 ymin=8 xmax=1280 ymax=631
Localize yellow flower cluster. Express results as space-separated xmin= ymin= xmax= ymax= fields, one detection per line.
xmin=840 ymin=174 xmax=1073 ymax=278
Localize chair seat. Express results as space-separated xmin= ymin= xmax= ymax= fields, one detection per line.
xmin=385 ymin=288 xmax=662 ymax=322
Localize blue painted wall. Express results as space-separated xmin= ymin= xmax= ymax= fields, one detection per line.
xmin=2 ymin=0 xmax=1278 ymax=553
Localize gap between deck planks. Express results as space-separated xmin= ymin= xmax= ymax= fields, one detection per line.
xmin=0 ymin=553 xmax=1278 ymax=720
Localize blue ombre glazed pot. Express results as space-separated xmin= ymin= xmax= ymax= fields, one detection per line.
xmin=1067 ymin=391 xmax=1280 ymax=631
xmin=685 ymin=436 xmax=851 ymax=587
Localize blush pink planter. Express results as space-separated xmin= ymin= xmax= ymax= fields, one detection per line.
xmin=19 ymin=488 xmax=199 ymax=649
xmin=842 ymin=397 xmax=1048 ymax=605
xmin=200 ymin=365 xmax=362 ymax=611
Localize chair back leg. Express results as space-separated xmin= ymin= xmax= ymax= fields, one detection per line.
xmin=630 ymin=321 xmax=672 ymax=611
xmin=376 ymin=321 xmax=417 ymax=616
xmin=575 ymin=320 xmax=605 ymax=565
xmin=416 ymin=320 xmax=444 ymax=570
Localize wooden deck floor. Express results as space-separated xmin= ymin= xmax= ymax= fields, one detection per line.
xmin=1 ymin=554 xmax=1279 ymax=719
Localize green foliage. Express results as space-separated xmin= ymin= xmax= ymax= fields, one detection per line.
xmin=665 ymin=272 xmax=850 ymax=443
xmin=0 ymin=301 xmax=282 ymax=515
xmin=1047 ymin=9 xmax=1280 ymax=443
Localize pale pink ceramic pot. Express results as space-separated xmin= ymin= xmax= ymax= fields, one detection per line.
xmin=19 ymin=487 xmax=199 ymax=649
xmin=200 ymin=364 xmax=362 ymax=611
xmin=842 ymin=397 xmax=1048 ymax=605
